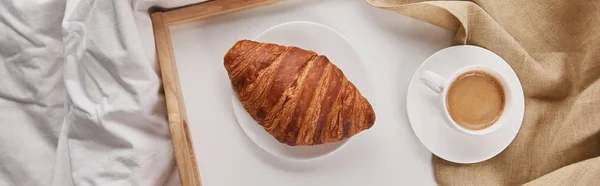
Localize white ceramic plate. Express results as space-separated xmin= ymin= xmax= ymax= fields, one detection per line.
xmin=231 ymin=21 xmax=371 ymax=161
xmin=406 ymin=45 xmax=525 ymax=164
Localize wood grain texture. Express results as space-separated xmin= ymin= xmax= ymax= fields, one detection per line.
xmin=163 ymin=0 xmax=281 ymax=26
xmin=151 ymin=12 xmax=201 ymax=186
xmin=224 ymin=40 xmax=376 ymax=146
xmin=153 ymin=0 xmax=285 ymax=185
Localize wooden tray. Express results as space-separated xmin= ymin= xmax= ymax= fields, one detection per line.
xmin=151 ymin=0 xmax=452 ymax=185
xmin=152 ymin=1 xmax=280 ymax=185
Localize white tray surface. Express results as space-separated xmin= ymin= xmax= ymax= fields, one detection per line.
xmin=169 ymin=0 xmax=452 ymax=185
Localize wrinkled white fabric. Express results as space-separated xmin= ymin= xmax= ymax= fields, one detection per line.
xmin=1 ymin=0 xmax=204 ymax=185
xmin=0 ymin=1 xmax=66 ymax=185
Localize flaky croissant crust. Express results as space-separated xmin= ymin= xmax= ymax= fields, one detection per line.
xmin=224 ymin=40 xmax=375 ymax=146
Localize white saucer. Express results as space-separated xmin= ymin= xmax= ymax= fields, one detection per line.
xmin=406 ymin=45 xmax=524 ymax=164
xmin=231 ymin=21 xmax=371 ymax=161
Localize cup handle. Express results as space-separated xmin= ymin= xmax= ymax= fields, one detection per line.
xmin=420 ymin=71 xmax=447 ymax=94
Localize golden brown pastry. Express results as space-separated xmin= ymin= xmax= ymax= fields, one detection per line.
xmin=224 ymin=40 xmax=375 ymax=146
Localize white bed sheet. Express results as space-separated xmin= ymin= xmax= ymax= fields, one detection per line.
xmin=0 ymin=0 xmax=205 ymax=185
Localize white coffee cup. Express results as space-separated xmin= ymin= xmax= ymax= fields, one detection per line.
xmin=420 ymin=65 xmax=512 ymax=135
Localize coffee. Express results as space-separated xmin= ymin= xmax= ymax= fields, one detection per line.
xmin=446 ymin=70 xmax=505 ymax=130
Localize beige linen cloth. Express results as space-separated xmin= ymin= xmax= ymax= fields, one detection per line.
xmin=365 ymin=0 xmax=600 ymax=185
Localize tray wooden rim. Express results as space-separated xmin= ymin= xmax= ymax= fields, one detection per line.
xmin=151 ymin=0 xmax=280 ymax=185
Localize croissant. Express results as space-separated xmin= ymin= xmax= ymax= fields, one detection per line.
xmin=224 ymin=40 xmax=375 ymax=146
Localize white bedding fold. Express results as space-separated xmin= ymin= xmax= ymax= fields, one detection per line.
xmin=0 ymin=0 xmax=205 ymax=185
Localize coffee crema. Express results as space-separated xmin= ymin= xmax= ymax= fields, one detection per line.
xmin=446 ymin=70 xmax=505 ymax=130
